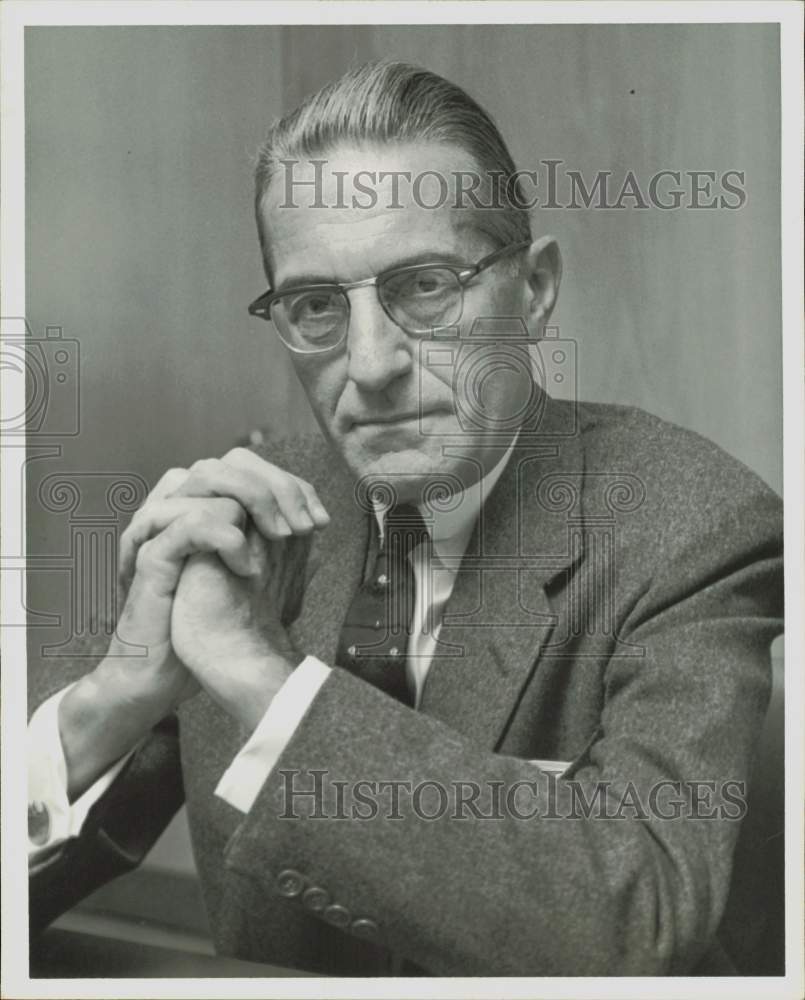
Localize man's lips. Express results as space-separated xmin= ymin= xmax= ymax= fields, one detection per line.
xmin=351 ymin=409 xmax=449 ymax=428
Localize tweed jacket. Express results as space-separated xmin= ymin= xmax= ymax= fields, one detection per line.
xmin=28 ymin=398 xmax=784 ymax=976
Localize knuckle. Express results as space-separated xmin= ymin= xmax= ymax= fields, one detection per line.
xmin=121 ymin=508 xmax=147 ymax=545
xmin=282 ymin=482 xmax=308 ymax=511
xmin=135 ymin=540 xmax=155 ymax=571
xmin=257 ymin=492 xmax=280 ymax=517
xmin=293 ymin=473 xmax=314 ymax=491
xmin=158 ymin=467 xmax=187 ymax=496
xmin=128 ymin=504 xmax=150 ymax=529
xmin=183 ymin=507 xmax=212 ymax=531
xmin=190 ymin=457 xmax=219 ymax=479
xmin=119 ymin=532 xmax=136 ymax=560
xmin=223 ymin=446 xmax=252 ymax=464
xmin=270 ymin=468 xmax=302 ymax=498
xmin=217 ymin=497 xmax=246 ymax=524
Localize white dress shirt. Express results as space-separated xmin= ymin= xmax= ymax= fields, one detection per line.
xmin=28 ymin=440 xmax=516 ymax=853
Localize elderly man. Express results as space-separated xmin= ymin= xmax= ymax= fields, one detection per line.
xmin=28 ymin=61 xmax=783 ymax=977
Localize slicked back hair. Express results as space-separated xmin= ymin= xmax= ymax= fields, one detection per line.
xmin=254 ymin=60 xmax=532 ymax=267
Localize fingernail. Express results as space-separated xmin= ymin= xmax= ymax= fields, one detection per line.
xmin=275 ymin=515 xmax=292 ymax=536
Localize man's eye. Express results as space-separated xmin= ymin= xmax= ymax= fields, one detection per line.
xmin=398 ymin=270 xmax=453 ymax=298
xmin=287 ymin=292 xmax=342 ymax=324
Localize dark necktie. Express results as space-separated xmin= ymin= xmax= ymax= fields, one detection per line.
xmin=335 ymin=504 xmax=430 ymax=706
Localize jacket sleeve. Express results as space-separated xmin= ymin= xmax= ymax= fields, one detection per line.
xmin=28 ymin=634 xmax=185 ymax=938
xmin=29 ymin=713 xmax=184 ymax=938
xmin=219 ymin=486 xmax=783 ymax=976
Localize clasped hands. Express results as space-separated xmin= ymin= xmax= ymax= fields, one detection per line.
xmin=58 ymin=447 xmax=330 ymax=801
xmin=112 ymin=447 xmax=331 ymax=731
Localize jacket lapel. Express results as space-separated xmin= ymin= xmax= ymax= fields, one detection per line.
xmin=419 ymin=402 xmax=587 ymax=749
xmin=290 ymin=461 xmax=369 ymax=665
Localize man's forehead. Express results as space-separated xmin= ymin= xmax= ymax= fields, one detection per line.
xmin=267 ymin=204 xmax=472 ymax=283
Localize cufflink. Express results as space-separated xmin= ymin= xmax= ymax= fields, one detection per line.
xmin=28 ymin=800 xmax=51 ymax=846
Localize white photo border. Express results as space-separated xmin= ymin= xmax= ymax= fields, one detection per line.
xmin=2 ymin=3 xmax=802 ymax=998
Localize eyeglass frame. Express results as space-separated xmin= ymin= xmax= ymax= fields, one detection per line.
xmin=247 ymin=238 xmax=531 ymax=355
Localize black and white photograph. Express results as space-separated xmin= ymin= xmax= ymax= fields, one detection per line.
xmin=2 ymin=2 xmax=802 ymax=996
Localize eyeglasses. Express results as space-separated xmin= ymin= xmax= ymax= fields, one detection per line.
xmin=247 ymin=240 xmax=530 ymax=355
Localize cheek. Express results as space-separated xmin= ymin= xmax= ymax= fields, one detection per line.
xmin=291 ymin=357 xmax=344 ymax=425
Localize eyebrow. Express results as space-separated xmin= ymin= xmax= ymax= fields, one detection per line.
xmin=274 ymin=248 xmax=470 ymax=292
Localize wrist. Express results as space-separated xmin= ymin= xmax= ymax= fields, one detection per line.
xmin=59 ymin=660 xmax=165 ymax=802
xmin=209 ymin=646 xmax=301 ymax=732
xmin=93 ymin=649 xmax=183 ymax=718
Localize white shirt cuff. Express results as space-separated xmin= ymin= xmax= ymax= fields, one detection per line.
xmin=214 ymin=655 xmax=331 ymax=814
xmin=28 ymin=684 xmax=134 ymax=861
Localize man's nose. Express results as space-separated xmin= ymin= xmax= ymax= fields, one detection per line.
xmin=345 ymin=286 xmax=413 ymax=392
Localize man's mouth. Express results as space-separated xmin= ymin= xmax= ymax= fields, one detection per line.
xmin=352 ymin=409 xmax=449 ymax=429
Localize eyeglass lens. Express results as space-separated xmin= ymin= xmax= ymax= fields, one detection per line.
xmin=270 ymin=266 xmax=464 ymax=351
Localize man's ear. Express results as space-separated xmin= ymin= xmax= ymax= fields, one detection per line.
xmin=522 ymin=235 xmax=562 ymax=326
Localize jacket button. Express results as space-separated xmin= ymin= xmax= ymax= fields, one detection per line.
xmin=302 ymin=886 xmax=330 ymax=912
xmin=351 ymin=917 xmax=379 ymax=942
xmin=323 ymin=903 xmax=351 ymax=928
xmin=276 ymin=869 xmax=305 ymax=897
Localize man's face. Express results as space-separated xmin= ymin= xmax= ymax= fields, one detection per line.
xmin=260 ymin=142 xmax=556 ymax=502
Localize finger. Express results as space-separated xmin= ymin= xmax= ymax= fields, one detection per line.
xmin=148 ymin=467 xmax=189 ymax=503
xmin=222 ymin=447 xmax=330 ymax=528
xmin=249 ymin=525 xmax=313 ymax=628
xmin=172 ymin=455 xmax=322 ymax=538
xmin=135 ymin=512 xmax=252 ymax=596
xmin=292 ymin=476 xmax=331 ymax=528
xmin=120 ymin=497 xmax=245 ymax=590
xmin=280 ymin=533 xmax=313 ymax=627
xmin=117 ymin=468 xmax=189 ymax=595
xmin=173 ymin=460 xmax=294 ymax=536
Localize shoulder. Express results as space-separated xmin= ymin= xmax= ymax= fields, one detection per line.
xmin=578 ymin=400 xmax=779 ymax=501
xmin=574 ymin=400 xmax=782 ymax=557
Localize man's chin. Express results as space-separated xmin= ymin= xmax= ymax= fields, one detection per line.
xmin=340 ymin=439 xmax=490 ymax=508
xmin=340 ymin=442 xmax=454 ymax=504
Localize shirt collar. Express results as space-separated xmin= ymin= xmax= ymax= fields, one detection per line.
xmin=372 ymin=432 xmax=519 ymax=565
